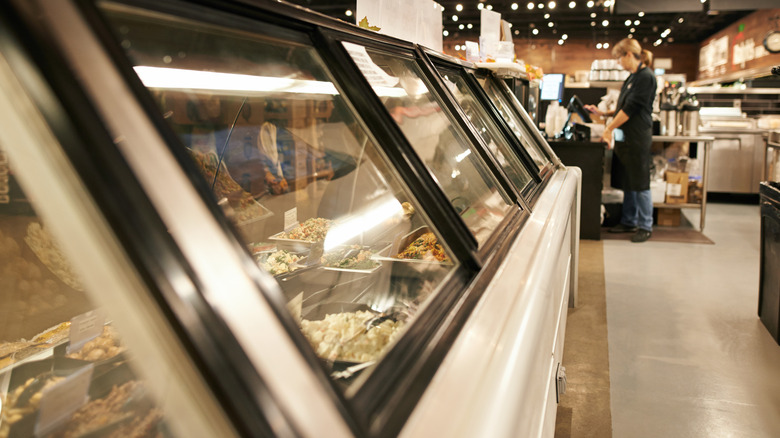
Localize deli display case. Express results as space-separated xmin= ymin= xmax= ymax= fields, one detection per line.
xmin=0 ymin=1 xmax=580 ymax=437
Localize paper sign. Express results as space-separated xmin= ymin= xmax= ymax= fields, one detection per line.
xmin=34 ymin=364 xmax=94 ymax=437
xmin=342 ymin=42 xmax=400 ymax=88
xmin=67 ymin=310 xmax=105 ymax=354
xmin=284 ymin=208 xmax=298 ymax=231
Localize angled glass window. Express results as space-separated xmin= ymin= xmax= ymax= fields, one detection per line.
xmin=99 ymin=3 xmax=459 ymax=388
xmin=343 ymin=43 xmax=513 ymax=245
xmin=477 ymin=76 xmax=551 ymax=172
xmin=436 ymin=66 xmax=535 ymax=194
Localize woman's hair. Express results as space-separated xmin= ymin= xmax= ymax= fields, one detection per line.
xmin=641 ymin=50 xmax=653 ymax=67
xmin=612 ymin=38 xmax=642 ymax=60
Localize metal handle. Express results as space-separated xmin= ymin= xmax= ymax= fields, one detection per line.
xmin=556 ymin=363 xmax=567 ymax=403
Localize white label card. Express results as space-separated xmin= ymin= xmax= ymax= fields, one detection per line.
xmin=34 ymin=364 xmax=94 ymax=437
xmin=342 ymin=42 xmax=400 ymax=88
xmin=284 ymin=208 xmax=298 ymax=231
xmin=67 ymin=309 xmax=105 ymax=354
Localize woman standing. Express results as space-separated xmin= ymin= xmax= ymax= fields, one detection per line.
xmin=586 ymin=39 xmax=657 ymax=243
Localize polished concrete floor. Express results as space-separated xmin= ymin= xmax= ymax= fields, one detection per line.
xmin=604 ymin=202 xmax=780 ymax=437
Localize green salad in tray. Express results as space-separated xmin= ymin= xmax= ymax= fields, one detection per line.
xmin=321 ymin=245 xmax=379 ymax=270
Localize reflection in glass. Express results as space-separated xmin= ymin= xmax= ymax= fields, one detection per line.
xmin=478 ymin=76 xmax=550 ymax=171
xmin=437 ymin=68 xmax=535 ymax=193
xmin=100 ymin=4 xmax=459 ymax=386
xmin=343 ymin=43 xmax=513 ymax=245
xmin=0 ymin=150 xmax=171 ymax=437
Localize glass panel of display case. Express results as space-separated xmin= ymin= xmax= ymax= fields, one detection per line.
xmin=341 ymin=44 xmax=513 ymax=245
xmin=435 ymin=67 xmax=535 ymax=194
xmin=0 ymin=152 xmax=173 ymax=437
xmin=477 ymin=76 xmax=551 ymax=171
xmin=99 ymin=4 xmax=459 ymax=384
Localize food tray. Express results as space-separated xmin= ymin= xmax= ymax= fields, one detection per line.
xmin=321 ymin=245 xmax=382 ymax=274
xmin=234 ymin=199 xmax=273 ymax=226
xmin=371 ymin=226 xmax=450 ymax=265
xmin=268 ymin=231 xmax=322 ymax=253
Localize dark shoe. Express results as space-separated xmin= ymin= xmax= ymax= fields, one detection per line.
xmin=631 ymin=229 xmax=652 ymax=243
xmin=609 ymin=223 xmax=638 ymax=233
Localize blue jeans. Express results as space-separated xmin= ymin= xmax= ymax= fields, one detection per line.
xmin=622 ymin=189 xmax=653 ymax=231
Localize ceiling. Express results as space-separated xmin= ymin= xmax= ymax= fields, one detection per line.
xmin=284 ymin=0 xmax=755 ymax=47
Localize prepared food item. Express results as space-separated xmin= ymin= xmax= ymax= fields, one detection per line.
xmin=247 ymin=242 xmax=275 ymax=255
xmin=50 ymin=381 xmax=164 ymax=438
xmin=67 ymin=325 xmax=124 ymax=362
xmin=395 ymin=232 xmax=449 ymax=262
xmin=300 ymin=310 xmax=403 ymax=362
xmin=321 ymin=246 xmax=378 ymax=270
xmin=0 ymin=323 xmax=72 ymax=370
xmin=32 ymin=321 xmax=71 ymax=345
xmin=24 ymin=222 xmax=83 ymax=291
xmin=278 ymin=218 xmax=332 ymax=242
xmin=258 ymin=250 xmax=302 ymax=276
xmin=0 ymin=374 xmax=64 ymax=437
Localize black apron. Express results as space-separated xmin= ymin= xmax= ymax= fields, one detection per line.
xmin=611 ymin=65 xmax=653 ymax=192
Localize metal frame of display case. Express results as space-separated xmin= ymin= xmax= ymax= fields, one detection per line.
xmin=0 ymin=0 xmax=579 ymax=437
xmin=420 ymin=50 xmax=549 ymax=204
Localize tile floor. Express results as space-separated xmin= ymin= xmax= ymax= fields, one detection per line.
xmin=603 ymin=202 xmax=780 ymax=437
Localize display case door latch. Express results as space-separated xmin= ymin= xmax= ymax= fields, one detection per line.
xmin=556 ymin=363 xmax=567 ymax=403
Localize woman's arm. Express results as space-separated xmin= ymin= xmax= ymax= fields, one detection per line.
xmin=601 ymin=110 xmax=629 ymax=145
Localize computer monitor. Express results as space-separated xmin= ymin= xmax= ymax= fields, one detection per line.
xmin=540 ymin=73 xmax=565 ymax=101
xmin=567 ymin=95 xmax=592 ymax=123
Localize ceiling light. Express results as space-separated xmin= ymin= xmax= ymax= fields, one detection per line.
xmin=487 ymin=5 xmax=493 ymax=10
xmin=478 ymin=3 xmax=484 ymax=9
xmin=467 ymin=23 xmax=473 ymax=29
xmin=569 ymin=1 xmax=576 ymax=8
xmin=456 ymin=4 xmax=463 ymax=11
xmin=515 ymin=29 xmax=520 ymax=35
xmin=634 ymin=20 xmax=640 ymax=25
xmin=452 ymin=15 xmax=458 ymax=21
xmin=548 ymin=1 xmax=557 ymax=9
xmin=459 ymin=24 xmax=464 ymax=29
xmin=678 ymin=17 xmax=684 ymax=23
xmin=548 ymin=22 xmax=554 ymax=27
xmin=605 ymin=0 xmax=612 ymax=6
xmin=591 ymin=21 xmax=596 ymax=26
xmin=528 ymin=2 xmax=535 ymax=9
xmin=700 ymin=0 xmax=707 ymax=3
xmin=630 ymin=27 xmax=635 ymax=33
xmin=602 ymin=19 xmax=609 ymax=27
xmin=558 ymin=39 xmax=564 ymax=45
xmin=587 ymin=0 xmax=594 ymax=7
xmin=532 ymin=28 xmax=539 ymax=35
xmin=638 ymin=12 xmax=645 ymax=17
xmin=544 ymin=13 xmax=550 ymax=19
xmin=590 ymin=12 xmax=596 ymax=18
xmin=443 ymin=30 xmax=449 ymax=36
xmin=455 ymin=45 xmax=461 ymax=51
xmin=512 ymin=3 xmax=519 ymax=10
xmin=537 ymin=3 xmax=544 ymax=9
xmin=604 ymin=42 xmax=609 ymax=48
xmin=596 ymin=43 xmax=602 ymax=48
xmin=654 ymin=39 xmax=662 ymax=46
xmin=345 ymin=10 xmax=353 ymax=17
xmin=625 ymin=19 xmax=631 ymax=26
xmin=661 ymin=28 xmax=671 ymax=37
xmin=562 ymin=34 xmax=568 ymax=40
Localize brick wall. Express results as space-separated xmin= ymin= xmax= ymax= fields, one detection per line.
xmin=443 ymin=39 xmax=700 ymax=81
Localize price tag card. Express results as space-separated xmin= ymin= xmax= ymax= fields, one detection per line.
xmin=67 ymin=309 xmax=106 ymax=354
xmin=284 ymin=208 xmax=298 ymax=231
xmin=34 ymin=364 xmax=93 ymax=437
